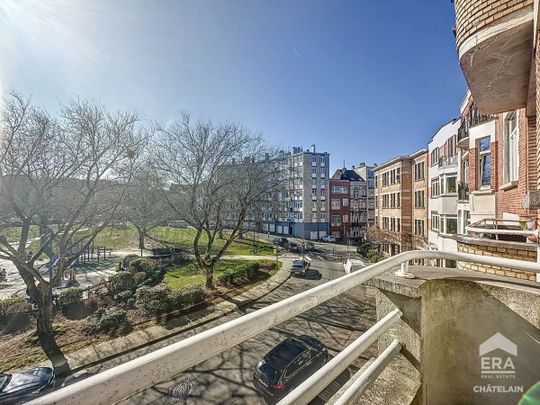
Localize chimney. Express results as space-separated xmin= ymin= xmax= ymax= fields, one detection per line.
xmin=352 ymin=165 xmax=355 ymax=170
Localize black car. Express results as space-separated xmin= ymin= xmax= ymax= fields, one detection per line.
xmin=286 ymin=242 xmax=300 ymax=253
xmin=0 ymin=367 xmax=55 ymax=404
xmin=273 ymin=237 xmax=289 ymax=247
xmin=253 ymin=335 xmax=327 ymax=399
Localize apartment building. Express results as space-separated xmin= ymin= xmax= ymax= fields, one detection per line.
xmin=329 ymin=167 xmax=370 ymax=241
xmin=261 ymin=147 xmax=330 ymax=240
xmin=452 ymin=0 xmax=540 ymax=282
xmin=355 ymin=162 xmax=377 ymax=227
xmin=427 ymin=119 xmax=461 ymax=262
xmin=411 ymin=150 xmax=429 ymax=250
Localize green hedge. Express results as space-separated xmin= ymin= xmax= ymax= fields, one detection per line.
xmin=114 ymin=290 xmax=134 ymax=303
xmin=85 ymin=308 xmax=129 ymax=334
xmin=108 ymin=272 xmax=135 ymax=295
xmin=0 ymin=296 xmax=29 ymax=318
xmin=58 ymin=288 xmax=83 ymax=308
xmin=121 ymin=254 xmax=139 ymax=270
xmin=129 ymin=258 xmax=157 ymax=275
xmin=136 ymin=285 xmax=206 ymax=316
xmin=217 ymin=262 xmax=259 ymax=285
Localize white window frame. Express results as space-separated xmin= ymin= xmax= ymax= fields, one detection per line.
xmin=503 ymin=111 xmax=519 ymax=184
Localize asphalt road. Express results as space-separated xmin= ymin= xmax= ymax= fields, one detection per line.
xmin=105 ymin=255 xmax=377 ymax=405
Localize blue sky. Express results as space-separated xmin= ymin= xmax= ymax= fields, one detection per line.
xmin=0 ymin=0 xmax=466 ymax=171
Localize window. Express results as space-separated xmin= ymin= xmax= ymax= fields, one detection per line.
xmin=431 ymin=178 xmax=440 ymax=197
xmin=414 ymin=161 xmax=425 ymax=181
xmin=382 ymin=194 xmax=389 ymax=208
xmin=331 ymin=215 xmax=341 ymax=226
xmin=311 ymin=167 xmax=317 ymax=177
xmin=312 ymin=155 xmax=317 ymax=166
xmin=445 ymin=216 xmax=457 ymax=234
xmin=431 ymin=211 xmax=440 ymax=231
xmin=396 ymin=218 xmax=401 ymax=232
xmin=442 ymin=175 xmax=457 ymax=194
xmin=331 ymin=199 xmax=341 ymax=210
xmin=503 ymin=112 xmax=518 ymax=183
xmin=320 ymin=188 xmax=326 ymax=197
xmin=414 ymin=219 xmax=425 ymax=236
xmin=332 ymin=185 xmax=348 ymax=194
xmin=447 ymin=135 xmax=457 ymax=157
xmin=343 ymin=198 xmax=349 ymax=206
xmin=414 ymin=190 xmax=425 ymax=208
xmin=431 ymin=147 xmax=439 ymax=166
xmin=343 ymin=215 xmax=348 ymax=223
xmin=478 ymin=137 xmax=491 ymax=188
xmin=382 ymin=172 xmax=389 ymax=186
xmin=396 ymin=192 xmax=400 ymax=208
xmin=382 ymin=217 xmax=389 ymax=230
xmin=396 ymin=168 xmax=401 ymax=184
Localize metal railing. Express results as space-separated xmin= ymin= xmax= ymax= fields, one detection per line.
xmin=466 ymin=218 xmax=539 ymax=239
xmin=438 ymin=155 xmax=458 ymax=168
xmin=30 ymin=250 xmax=540 ymax=405
xmin=458 ymin=182 xmax=470 ymax=201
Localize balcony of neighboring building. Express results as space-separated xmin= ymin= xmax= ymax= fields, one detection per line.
xmin=456 ymin=111 xmax=497 ymax=149
xmin=453 ymin=0 xmax=534 ymax=114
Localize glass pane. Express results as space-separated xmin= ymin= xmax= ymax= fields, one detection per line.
xmin=481 ymin=155 xmax=491 ymax=186
xmin=479 ymin=137 xmax=490 ymax=152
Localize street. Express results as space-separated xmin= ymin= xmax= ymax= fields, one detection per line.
xmin=102 ymin=252 xmax=375 ymax=404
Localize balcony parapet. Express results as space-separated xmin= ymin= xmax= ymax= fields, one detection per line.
xmin=454 ymin=0 xmax=534 ymax=113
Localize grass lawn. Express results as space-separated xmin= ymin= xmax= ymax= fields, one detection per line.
xmin=92 ymin=226 xmax=274 ymax=256
xmin=1 ymin=225 xmax=41 ymax=243
xmin=164 ymin=259 xmax=280 ymax=290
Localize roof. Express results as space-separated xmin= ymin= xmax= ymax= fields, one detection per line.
xmin=331 ymin=168 xmax=364 ymax=181
xmin=264 ymin=338 xmax=307 ymax=369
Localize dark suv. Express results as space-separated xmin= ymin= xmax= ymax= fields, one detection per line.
xmin=252 ymin=335 xmax=328 ymax=399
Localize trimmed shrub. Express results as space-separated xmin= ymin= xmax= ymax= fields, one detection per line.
xmin=114 ymin=290 xmax=133 ymax=303
xmin=108 ymin=272 xmax=135 ymax=295
xmin=0 ymin=296 xmax=29 ymax=318
xmin=133 ymin=272 xmax=147 ymax=286
xmin=136 ymin=285 xmax=206 ymax=315
xmin=58 ymin=288 xmax=83 ymax=308
xmin=168 ymin=286 xmax=206 ymax=310
xmin=129 ymin=258 xmax=157 ymax=275
xmin=136 ymin=284 xmax=171 ymax=315
xmin=121 ymin=254 xmax=139 ymax=270
xmin=85 ymin=308 xmax=129 ymax=334
xmin=217 ymin=262 xmax=260 ymax=285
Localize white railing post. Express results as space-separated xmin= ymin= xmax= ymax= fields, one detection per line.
xmin=277 ymin=309 xmax=402 ymax=405
xmin=333 ymin=339 xmax=402 ymax=405
xmin=394 ymin=260 xmax=414 ymax=278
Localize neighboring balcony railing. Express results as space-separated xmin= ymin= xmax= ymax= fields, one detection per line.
xmin=438 ymin=155 xmax=458 ymax=168
xmin=31 ymin=250 xmax=540 ymax=405
xmin=466 ymin=218 xmax=539 ymax=241
xmin=458 ymin=182 xmax=470 ymax=201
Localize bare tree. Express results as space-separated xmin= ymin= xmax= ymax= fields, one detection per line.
xmin=121 ymin=160 xmax=170 ymax=255
xmin=0 ymin=92 xmax=143 ymax=373
xmin=152 ymin=113 xmax=281 ymax=288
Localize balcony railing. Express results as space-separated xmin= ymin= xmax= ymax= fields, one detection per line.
xmin=31 ymin=250 xmax=540 ymax=405
xmin=458 ymin=182 xmax=469 ymax=201
xmin=466 ymin=218 xmax=539 ymax=241
xmin=438 ymin=155 xmax=458 ymax=168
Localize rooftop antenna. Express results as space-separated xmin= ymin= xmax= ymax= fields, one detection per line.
xmin=311 ymin=144 xmax=316 ymax=153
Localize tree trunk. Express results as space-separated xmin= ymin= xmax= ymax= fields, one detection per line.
xmin=34 ymin=286 xmax=70 ymax=375
xmin=54 ymin=254 xmax=67 ymax=286
xmin=204 ymin=264 xmax=214 ymax=289
xmin=137 ymin=227 xmax=145 ymax=255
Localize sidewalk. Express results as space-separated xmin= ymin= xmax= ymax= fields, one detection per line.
xmin=36 ymin=259 xmax=292 ymax=373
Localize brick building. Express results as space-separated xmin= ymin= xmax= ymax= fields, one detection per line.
xmin=373 ymin=150 xmax=427 ymax=256
xmin=329 ymin=167 xmax=371 ymax=241
xmin=453 ymin=0 xmax=540 ymax=282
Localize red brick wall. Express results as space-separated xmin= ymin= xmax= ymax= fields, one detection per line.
xmin=329 ymin=179 xmax=350 ymax=238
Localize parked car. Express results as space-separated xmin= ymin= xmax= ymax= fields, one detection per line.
xmin=286 ymin=242 xmax=300 ymax=253
xmin=253 ymin=335 xmax=328 ymax=399
xmin=303 ymin=241 xmax=315 ymax=251
xmin=291 ymin=259 xmax=310 ymax=277
xmin=0 ymin=367 xmax=55 ymax=404
xmin=320 ymin=235 xmax=336 ymax=242
xmin=273 ymin=237 xmax=289 ymax=247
